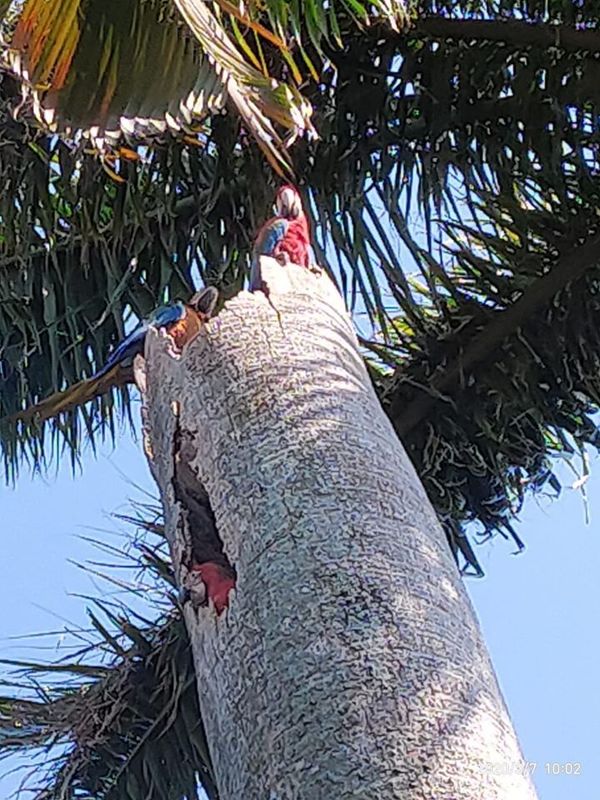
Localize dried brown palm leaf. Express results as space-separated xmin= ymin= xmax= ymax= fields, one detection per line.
xmin=3 ymin=0 xmax=316 ymax=175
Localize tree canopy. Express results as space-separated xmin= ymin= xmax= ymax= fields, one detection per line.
xmin=1 ymin=1 xmax=600 ymax=796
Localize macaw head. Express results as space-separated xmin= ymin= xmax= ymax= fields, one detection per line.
xmin=275 ymin=184 xmax=303 ymax=219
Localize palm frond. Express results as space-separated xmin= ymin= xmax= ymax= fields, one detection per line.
xmin=7 ymin=0 xmax=225 ymax=133
xmin=373 ymin=178 xmax=600 ymax=572
xmin=0 ymin=520 xmax=217 ymax=800
xmin=3 ymin=0 xmax=316 ymax=175
xmin=0 ymin=0 xmax=410 ymax=173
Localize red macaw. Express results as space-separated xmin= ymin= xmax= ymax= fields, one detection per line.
xmin=175 ymin=438 xmax=236 ymax=616
xmin=250 ymin=184 xmax=312 ymax=291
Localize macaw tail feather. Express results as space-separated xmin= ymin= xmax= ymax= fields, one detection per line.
xmin=2 ymin=364 xmax=133 ymax=428
xmin=1 ymin=288 xmax=219 ymax=432
xmin=93 ymin=324 xmax=148 ymax=379
xmin=249 ymin=257 xmax=261 ymax=293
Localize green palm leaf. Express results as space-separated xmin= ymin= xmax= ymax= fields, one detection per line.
xmin=1 ymin=0 xmax=600 ymax=557
xmin=4 ymin=0 xmax=310 ymax=174
xmin=2 ymin=0 xmax=408 ymax=173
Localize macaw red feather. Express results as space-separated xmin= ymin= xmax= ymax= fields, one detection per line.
xmin=190 ymin=562 xmax=236 ymax=615
xmin=273 ymin=215 xmax=311 ymax=268
xmin=250 ymin=185 xmax=312 ymax=291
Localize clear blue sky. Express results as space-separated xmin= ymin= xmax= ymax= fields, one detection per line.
xmin=0 ymin=419 xmax=597 ymax=798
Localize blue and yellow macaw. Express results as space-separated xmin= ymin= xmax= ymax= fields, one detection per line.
xmin=5 ymin=287 xmax=219 ymax=427
xmin=93 ymin=302 xmax=186 ymax=379
xmin=94 ymin=286 xmax=218 ymax=378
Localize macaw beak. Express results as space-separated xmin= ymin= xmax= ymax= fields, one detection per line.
xmin=276 ymin=186 xmax=301 ymax=218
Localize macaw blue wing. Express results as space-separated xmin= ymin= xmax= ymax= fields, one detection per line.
xmin=93 ymin=302 xmax=186 ymax=379
xmin=149 ymin=301 xmax=186 ymax=328
xmin=93 ymin=323 xmax=149 ymax=379
xmin=254 ymin=218 xmax=289 ymax=257
xmin=250 ymin=217 xmax=289 ymax=290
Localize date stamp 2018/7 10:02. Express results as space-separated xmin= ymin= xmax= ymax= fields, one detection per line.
xmin=477 ymin=761 xmax=582 ymax=777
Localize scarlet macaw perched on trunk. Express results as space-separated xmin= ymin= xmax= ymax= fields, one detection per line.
xmin=250 ymin=184 xmax=312 ymax=292
xmin=93 ymin=286 xmax=218 ymax=378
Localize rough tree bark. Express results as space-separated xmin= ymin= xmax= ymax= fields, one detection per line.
xmin=140 ymin=258 xmax=537 ymax=800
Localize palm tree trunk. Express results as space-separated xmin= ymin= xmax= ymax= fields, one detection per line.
xmin=141 ymin=258 xmax=537 ymax=800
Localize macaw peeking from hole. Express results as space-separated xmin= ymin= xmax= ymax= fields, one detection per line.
xmin=250 ymin=184 xmax=315 ymax=293
xmin=93 ymin=286 xmax=218 ymax=379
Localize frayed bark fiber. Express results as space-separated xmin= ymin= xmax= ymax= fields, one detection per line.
xmin=141 ymin=258 xmax=537 ymax=800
